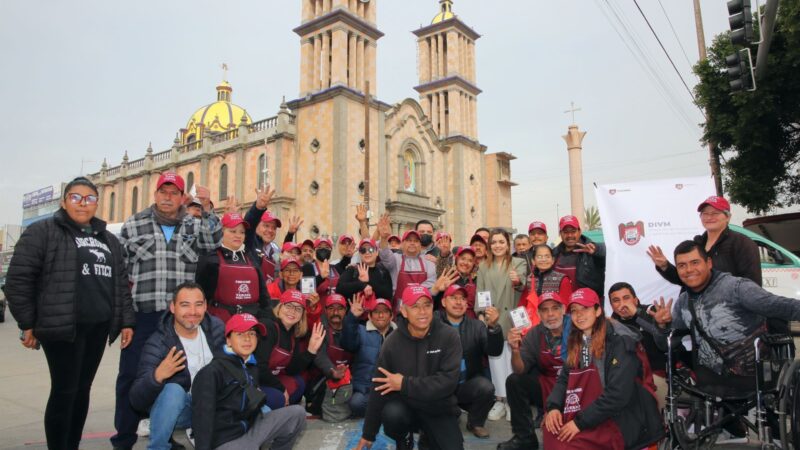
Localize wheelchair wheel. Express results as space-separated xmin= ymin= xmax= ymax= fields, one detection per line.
xmin=669 ymin=410 xmax=720 ymax=449
xmin=779 ymin=360 xmax=800 ymax=449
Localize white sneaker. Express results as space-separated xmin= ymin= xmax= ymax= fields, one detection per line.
xmin=488 ymin=401 xmax=506 ymax=421
xmin=136 ymin=418 xmax=150 ymax=437
xmin=505 ymin=403 xmax=511 ymax=421
xmin=185 ymin=428 xmax=195 ymax=447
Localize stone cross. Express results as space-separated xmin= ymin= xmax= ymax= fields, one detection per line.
xmin=563 ymin=101 xmax=581 ymax=124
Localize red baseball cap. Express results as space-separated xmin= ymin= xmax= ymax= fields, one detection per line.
xmin=435 ymin=231 xmax=451 ymax=242
xmin=314 ymin=237 xmax=333 ymax=248
xmin=568 ymin=288 xmax=600 ymax=308
xmin=280 ymin=289 xmax=305 ymax=306
xmin=443 ymin=284 xmax=468 ymax=298
xmin=387 ymin=235 xmax=401 ymax=243
xmin=469 ymin=234 xmax=487 ymax=246
xmin=697 ymin=196 xmax=730 ymax=212
xmin=324 ymin=293 xmax=347 ymax=308
xmin=402 ymin=230 xmax=421 ymax=241
xmin=259 ymin=210 xmax=282 ymax=227
xmin=368 ymin=297 xmax=393 ymax=312
xmin=221 ymin=212 xmax=249 ymax=229
xmin=401 ymin=284 xmax=432 ymax=307
xmin=300 ymin=239 xmax=315 ymax=248
xmin=455 ymin=246 xmax=476 ymax=258
xmin=156 ymin=172 xmax=185 ymax=193
xmin=281 ymin=242 xmax=299 ymax=253
xmin=225 ymin=313 xmax=266 ymax=336
xmin=358 ymin=238 xmax=377 ymax=249
xmin=538 ymin=291 xmax=565 ymax=307
xmin=528 ymin=221 xmax=547 ymax=233
xmin=280 ymin=257 xmax=301 ymax=270
xmin=559 ymin=215 xmax=581 ymax=231
xmin=338 ymin=234 xmax=355 ymax=244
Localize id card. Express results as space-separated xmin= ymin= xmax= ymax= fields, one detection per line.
xmin=476 ymin=291 xmax=492 ymax=311
xmin=301 ymin=277 xmax=317 ymax=295
xmin=509 ymin=306 xmax=532 ymax=330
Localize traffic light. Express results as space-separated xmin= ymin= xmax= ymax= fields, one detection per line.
xmin=726 ymin=48 xmax=755 ymax=92
xmin=727 ymin=0 xmax=754 ymax=45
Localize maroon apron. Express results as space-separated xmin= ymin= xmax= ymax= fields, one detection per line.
xmin=543 ymin=364 xmax=625 ymax=450
xmin=208 ymin=250 xmax=260 ymax=323
xmin=315 ymin=262 xmax=339 ymax=295
xmin=267 ymin=322 xmax=300 ymax=395
xmin=392 ymin=256 xmax=428 ymax=311
xmin=326 ymin=328 xmax=354 ymax=367
xmin=260 ymin=250 xmax=277 ymax=285
xmin=537 ymin=332 xmax=564 ymax=401
xmin=463 ymin=280 xmax=477 ymax=320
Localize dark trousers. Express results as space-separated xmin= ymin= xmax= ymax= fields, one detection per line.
xmin=455 ymin=375 xmax=495 ymax=427
xmin=40 ymin=322 xmax=109 ymax=450
xmin=506 ymin=371 xmax=544 ymax=440
xmin=381 ymin=400 xmax=463 ymax=450
xmin=111 ymin=311 xmax=161 ymax=449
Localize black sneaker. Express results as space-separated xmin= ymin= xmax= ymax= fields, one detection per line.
xmin=497 ymin=434 xmax=539 ymax=450
xmin=396 ymin=432 xmax=414 ymax=450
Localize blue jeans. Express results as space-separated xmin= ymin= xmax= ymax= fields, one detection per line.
xmin=148 ymin=383 xmax=192 ymax=450
xmin=349 ymin=391 xmax=368 ymax=417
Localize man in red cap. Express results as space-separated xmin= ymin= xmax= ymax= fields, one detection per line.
xmin=301 ymin=237 xmax=340 ymax=297
xmin=500 ymin=291 xmax=569 ymax=449
xmin=128 ymin=282 xmax=226 ymax=450
xmin=376 ymin=215 xmax=436 ymax=310
xmin=113 ymin=172 xmax=221 ymax=449
xmin=341 ymin=295 xmax=397 ymax=418
xmin=191 ymin=312 xmax=306 ymax=450
xmin=528 ymin=221 xmax=549 ymax=247
xmin=552 ymin=215 xmax=606 ymax=298
xmin=355 ymin=285 xmax=463 ymax=450
xmin=438 ymin=284 xmax=504 ymax=439
xmin=266 ymin=258 xmax=305 ymax=301
xmin=387 ymin=235 xmax=402 ymax=253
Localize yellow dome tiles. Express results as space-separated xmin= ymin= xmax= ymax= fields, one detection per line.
xmin=431 ymin=0 xmax=455 ymax=24
xmin=182 ymin=80 xmax=251 ymax=143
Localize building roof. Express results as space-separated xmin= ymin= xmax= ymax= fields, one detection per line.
xmin=184 ymin=80 xmax=251 ymax=140
xmin=431 ymin=0 xmax=455 ymax=24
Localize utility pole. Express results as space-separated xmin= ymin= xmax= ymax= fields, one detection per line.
xmin=694 ymin=0 xmax=724 ymax=196
xmin=363 ymin=81 xmax=371 ymax=210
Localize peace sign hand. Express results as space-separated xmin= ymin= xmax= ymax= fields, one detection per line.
xmin=307 ymin=322 xmax=326 ymax=354
xmin=254 ymin=185 xmax=276 ymax=210
xmin=573 ymin=242 xmax=596 ymax=254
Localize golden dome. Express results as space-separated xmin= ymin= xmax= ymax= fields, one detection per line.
xmin=431 ymin=0 xmax=455 ymax=24
xmin=183 ymin=81 xmax=251 ymax=143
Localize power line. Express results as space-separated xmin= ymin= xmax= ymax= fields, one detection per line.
xmin=656 ymin=0 xmax=697 ymax=78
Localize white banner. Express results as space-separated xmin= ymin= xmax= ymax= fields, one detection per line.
xmin=594 ymin=176 xmax=715 ymax=306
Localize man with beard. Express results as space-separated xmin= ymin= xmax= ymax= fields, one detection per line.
xmin=376 ymin=214 xmax=436 ymax=311
xmin=129 ymin=282 xmax=225 ymax=450
xmin=552 ymin=215 xmax=606 ymax=298
xmin=498 ymin=292 xmax=570 ymax=450
xmin=304 ymin=293 xmax=354 ymax=418
xmin=113 ymin=172 xmax=221 ymax=450
xmin=608 ymin=282 xmax=669 ymax=410
xmin=416 ymin=220 xmax=439 ymax=262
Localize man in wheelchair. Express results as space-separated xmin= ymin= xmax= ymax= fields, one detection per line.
xmin=650 ymin=240 xmax=800 ymax=447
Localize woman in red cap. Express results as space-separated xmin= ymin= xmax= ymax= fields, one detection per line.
xmin=519 ymin=245 xmax=573 ymax=329
xmin=337 ymin=238 xmax=393 ymax=302
xmin=196 ymin=212 xmax=272 ymax=324
xmin=543 ymin=288 xmax=662 ymax=450
xmin=432 ymin=246 xmax=479 ymax=319
xmin=254 ymin=289 xmax=326 ymax=410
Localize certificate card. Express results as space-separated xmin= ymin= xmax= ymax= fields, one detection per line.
xmin=476 ymin=291 xmax=492 ymax=311
xmin=301 ymin=277 xmax=316 ymax=295
xmin=509 ymin=306 xmax=532 ymax=330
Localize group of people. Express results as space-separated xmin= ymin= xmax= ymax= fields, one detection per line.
xmin=4 ymin=171 xmax=800 ymax=450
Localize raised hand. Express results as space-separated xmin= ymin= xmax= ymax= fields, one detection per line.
xmin=373 ymin=367 xmax=403 ymax=395
xmin=507 ymin=327 xmax=522 ymax=350
xmin=307 ymin=322 xmax=326 ymax=354
xmin=433 ymin=267 xmax=460 ymax=293
xmin=647 ymin=296 xmax=674 ymax=328
xmin=155 ymin=347 xmax=187 ymax=383
xmin=355 ymin=203 xmax=368 ymax=223
xmin=195 ymin=186 xmax=212 ymax=211
xmin=254 ymin=185 xmax=276 ymax=210
xmin=485 ymin=306 xmax=500 ymax=327
xmin=646 ymin=245 xmax=669 ymax=270
xmin=437 ymin=233 xmax=452 ymax=257
xmin=572 ymin=242 xmax=597 ymax=254
xmin=224 ymin=195 xmax=240 ymax=213
xmin=349 ymin=293 xmax=365 ymax=317
xmin=307 ymin=291 xmax=320 ymax=307
xmin=287 ymin=216 xmax=304 ymax=234
xmin=377 ymin=213 xmax=391 ymax=239
xmin=357 ymin=263 xmax=370 ymax=282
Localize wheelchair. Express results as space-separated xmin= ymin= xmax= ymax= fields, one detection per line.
xmin=663 ymin=330 xmax=800 ymax=449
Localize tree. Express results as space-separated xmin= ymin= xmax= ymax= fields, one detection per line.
xmin=693 ymin=0 xmax=800 ymax=213
xmin=584 ymin=205 xmax=602 ymax=231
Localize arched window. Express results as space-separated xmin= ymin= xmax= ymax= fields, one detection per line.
xmin=109 ymin=192 xmax=116 ymax=222
xmin=186 ymin=172 xmax=195 ymax=193
xmin=131 ymin=186 xmax=139 ymax=215
xmin=257 ymin=154 xmax=268 ymax=188
xmin=219 ymin=164 xmax=228 ymax=200
xmin=402 ymin=150 xmax=416 ymax=193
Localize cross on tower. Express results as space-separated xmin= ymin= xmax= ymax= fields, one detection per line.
xmin=221 ymin=63 xmax=228 ymax=81
xmin=563 ymin=101 xmax=582 ymax=124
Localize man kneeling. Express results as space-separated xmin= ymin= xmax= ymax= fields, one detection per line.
xmin=192 ymin=313 xmax=306 ymax=450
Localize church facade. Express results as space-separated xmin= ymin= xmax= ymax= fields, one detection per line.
xmin=88 ymin=0 xmax=515 ymax=243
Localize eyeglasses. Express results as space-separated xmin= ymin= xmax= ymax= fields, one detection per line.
xmin=67 ymin=193 xmax=98 ymax=205
xmin=699 ymin=211 xmax=725 ymax=218
xmin=282 ymin=304 xmax=305 ymax=313
xmin=359 ymin=246 xmax=377 ymax=254
xmin=535 ymin=255 xmax=553 ymax=260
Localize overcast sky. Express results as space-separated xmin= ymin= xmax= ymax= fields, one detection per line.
xmin=0 ymin=0 xmax=765 ymax=233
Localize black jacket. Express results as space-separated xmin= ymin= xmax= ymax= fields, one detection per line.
xmin=435 ymin=310 xmax=503 ymax=380
xmin=657 ymin=226 xmax=762 ymax=287
xmin=546 ymin=323 xmax=664 ymax=449
xmin=336 ymin=263 xmax=393 ymax=301
xmin=362 ymin=316 xmax=462 ymax=441
xmin=612 ymin=305 xmax=670 ymax=374
xmin=552 ymin=235 xmax=606 ymax=298
xmin=3 ymin=209 xmax=135 ymax=343
xmin=253 ymin=317 xmax=316 ymax=391
xmin=129 ymin=311 xmax=226 ymax=413
xmin=191 ymin=352 xmax=262 ymax=450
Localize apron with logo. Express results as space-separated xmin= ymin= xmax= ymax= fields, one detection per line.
xmin=392 ymin=256 xmax=428 ymax=312
xmin=543 ymin=364 xmax=625 ymax=450
xmin=208 ymin=250 xmax=260 ymax=323
xmin=463 ymin=279 xmax=477 ymax=320
xmin=267 ymin=322 xmax=300 ymax=395
xmin=537 ymin=332 xmax=564 ymax=401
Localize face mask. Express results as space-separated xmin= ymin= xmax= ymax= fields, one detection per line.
xmin=420 ymin=234 xmax=433 ymax=247
xmin=315 ymin=248 xmax=332 ymax=261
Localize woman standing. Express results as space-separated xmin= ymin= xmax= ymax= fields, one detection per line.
xmin=520 ymin=245 xmax=573 ymax=327
xmin=543 ymin=289 xmax=662 ymax=449
xmin=4 ymin=177 xmax=135 ymax=450
xmin=196 ymin=212 xmax=272 ymax=323
xmin=477 ymin=229 xmax=528 ymax=421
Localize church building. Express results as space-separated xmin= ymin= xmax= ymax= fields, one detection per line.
xmin=88 ymin=0 xmax=516 ymax=243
